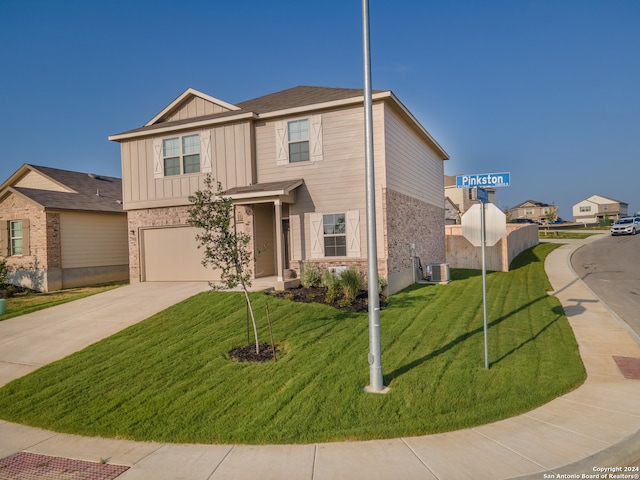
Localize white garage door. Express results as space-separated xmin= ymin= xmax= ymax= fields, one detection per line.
xmin=142 ymin=226 xmax=219 ymax=281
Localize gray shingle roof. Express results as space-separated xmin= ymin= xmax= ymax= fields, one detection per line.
xmin=111 ymin=86 xmax=381 ymax=138
xmin=8 ymin=165 xmax=124 ymax=213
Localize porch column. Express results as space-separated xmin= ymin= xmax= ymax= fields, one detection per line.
xmin=274 ymin=199 xmax=284 ymax=281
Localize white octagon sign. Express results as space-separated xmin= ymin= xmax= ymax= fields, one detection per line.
xmin=461 ymin=203 xmax=507 ymax=247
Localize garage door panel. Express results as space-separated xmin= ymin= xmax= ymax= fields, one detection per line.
xmin=142 ymin=227 xmax=219 ymax=281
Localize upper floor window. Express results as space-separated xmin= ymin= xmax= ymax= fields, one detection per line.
xmin=163 ymin=134 xmax=200 ymax=176
xmin=10 ymin=220 xmax=23 ymax=255
xmin=288 ymin=119 xmax=309 ymax=163
xmin=580 ymin=206 xmax=591 ymax=212
xmin=276 ymin=115 xmax=322 ymax=165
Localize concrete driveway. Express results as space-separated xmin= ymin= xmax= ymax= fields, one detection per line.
xmin=0 ymin=282 xmax=210 ymax=387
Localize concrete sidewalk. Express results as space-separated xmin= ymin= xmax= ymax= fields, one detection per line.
xmin=1 ymin=240 xmax=639 ymax=479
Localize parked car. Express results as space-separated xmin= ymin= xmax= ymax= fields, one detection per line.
xmin=511 ymin=218 xmax=537 ymax=224
xmin=549 ymin=220 xmax=563 ymax=224
xmin=610 ymin=217 xmax=640 ymax=235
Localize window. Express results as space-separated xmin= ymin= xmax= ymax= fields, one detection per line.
xmin=163 ymin=134 xmax=200 ymax=176
xmin=10 ymin=220 xmax=23 ymax=255
xmin=580 ymin=206 xmax=591 ymax=212
xmin=323 ymin=213 xmax=346 ymax=257
xmin=288 ymin=119 xmax=309 ymax=163
xmin=525 ymin=209 xmax=534 ymax=215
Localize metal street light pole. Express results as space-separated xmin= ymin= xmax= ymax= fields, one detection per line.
xmin=362 ymin=0 xmax=386 ymax=393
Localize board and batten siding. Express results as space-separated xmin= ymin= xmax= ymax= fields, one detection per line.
xmin=59 ymin=212 xmax=128 ymax=268
xmin=254 ymin=103 xmax=387 ymax=263
xmin=121 ymin=121 xmax=253 ymax=210
xmin=383 ymin=106 xmax=444 ymax=207
xmin=163 ymin=96 xmax=232 ymax=123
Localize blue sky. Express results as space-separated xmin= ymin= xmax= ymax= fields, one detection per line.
xmin=1 ymin=0 xmax=638 ymax=219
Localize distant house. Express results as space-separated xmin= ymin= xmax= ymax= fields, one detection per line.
xmin=507 ymin=200 xmax=558 ymax=224
xmin=0 ymin=164 xmax=128 ymax=292
xmin=109 ymin=86 xmax=449 ymax=294
xmin=444 ymin=175 xmax=496 ymax=224
xmin=572 ymin=194 xmax=628 ymax=224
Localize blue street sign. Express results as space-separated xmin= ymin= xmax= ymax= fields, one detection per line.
xmin=476 ymin=187 xmax=489 ymax=203
xmin=456 ymin=172 xmax=511 ymax=188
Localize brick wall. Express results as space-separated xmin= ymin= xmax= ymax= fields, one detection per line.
xmin=0 ymin=193 xmax=60 ymax=291
xmin=384 ymin=188 xmax=445 ymax=273
xmin=127 ymin=205 xmax=255 ymax=282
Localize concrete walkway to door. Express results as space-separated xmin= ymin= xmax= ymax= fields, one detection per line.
xmin=0 ymin=282 xmax=210 ymax=388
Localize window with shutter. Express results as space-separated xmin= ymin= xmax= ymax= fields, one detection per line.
xmin=275 ymin=115 xmax=323 ymax=165
xmin=154 ymin=133 xmax=201 ymax=177
xmin=9 ymin=219 xmax=29 ymax=256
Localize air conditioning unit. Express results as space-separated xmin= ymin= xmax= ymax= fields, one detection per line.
xmin=429 ymin=263 xmax=450 ymax=284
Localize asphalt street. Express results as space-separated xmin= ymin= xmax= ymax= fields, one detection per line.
xmin=571 ymin=232 xmax=640 ymax=340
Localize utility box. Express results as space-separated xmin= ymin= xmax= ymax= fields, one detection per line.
xmin=429 ymin=263 xmax=450 ymax=284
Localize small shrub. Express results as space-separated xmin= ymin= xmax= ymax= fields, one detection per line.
xmin=305 ymin=293 xmax=316 ymax=301
xmin=0 ymin=258 xmax=8 ymax=289
xmin=337 ymin=298 xmax=352 ymax=308
xmin=341 ymin=268 xmax=363 ymax=301
xmin=325 ymin=288 xmax=337 ymax=304
xmin=284 ymin=293 xmax=294 ymax=301
xmin=301 ymin=263 xmax=322 ymax=288
xmin=321 ymin=269 xmax=340 ymax=291
xmin=378 ymin=276 xmax=388 ymax=295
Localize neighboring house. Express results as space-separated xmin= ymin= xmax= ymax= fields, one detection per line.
xmin=109 ymin=86 xmax=449 ymax=294
xmin=444 ymin=175 xmax=496 ymax=224
xmin=444 ymin=197 xmax=460 ymax=225
xmin=507 ymin=200 xmax=558 ymax=224
xmin=0 ymin=164 xmax=129 ymax=292
xmin=572 ymin=194 xmax=628 ymax=224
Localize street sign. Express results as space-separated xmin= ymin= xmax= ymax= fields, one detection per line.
xmin=476 ymin=187 xmax=489 ymax=203
xmin=456 ymin=172 xmax=510 ymax=188
xmin=461 ymin=203 xmax=506 ymax=247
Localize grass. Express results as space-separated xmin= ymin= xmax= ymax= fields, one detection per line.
xmin=539 ymin=231 xmax=595 ymax=239
xmin=0 ymin=283 xmax=125 ymax=322
xmin=0 ymin=244 xmax=585 ymax=444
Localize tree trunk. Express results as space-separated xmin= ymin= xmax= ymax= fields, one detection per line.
xmin=242 ymin=284 xmax=260 ymax=354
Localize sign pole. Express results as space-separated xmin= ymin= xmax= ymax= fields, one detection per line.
xmin=480 ymin=196 xmax=489 ymax=369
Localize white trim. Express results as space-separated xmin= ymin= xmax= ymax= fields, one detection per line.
xmin=108 ymin=112 xmax=257 ymax=141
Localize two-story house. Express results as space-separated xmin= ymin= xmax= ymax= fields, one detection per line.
xmin=109 ymin=86 xmax=449 ymax=294
xmin=573 ymin=194 xmax=628 ymax=224
xmin=507 ymin=200 xmax=558 ymax=224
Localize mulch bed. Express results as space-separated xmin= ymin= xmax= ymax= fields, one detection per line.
xmin=269 ymin=285 xmax=386 ymax=313
xmin=0 ymin=451 xmax=129 ymax=480
xmin=229 ymin=343 xmax=278 ymax=363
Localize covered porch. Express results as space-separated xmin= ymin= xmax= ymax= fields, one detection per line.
xmin=225 ymin=179 xmax=303 ymax=291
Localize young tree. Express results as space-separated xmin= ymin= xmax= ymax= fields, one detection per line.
xmin=188 ymin=175 xmax=261 ymax=354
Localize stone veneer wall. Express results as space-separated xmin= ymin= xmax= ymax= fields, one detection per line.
xmin=127 ymin=205 xmax=255 ymax=282
xmin=383 ymin=188 xmax=445 ymax=294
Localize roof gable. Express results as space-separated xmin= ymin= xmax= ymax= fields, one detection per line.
xmin=514 ymin=199 xmax=550 ymax=209
xmin=146 ymin=88 xmax=240 ymax=126
xmin=0 ymin=164 xmax=124 ymax=214
xmin=13 ymin=169 xmax=73 ymax=193
xmin=584 ymin=194 xmax=626 ymax=205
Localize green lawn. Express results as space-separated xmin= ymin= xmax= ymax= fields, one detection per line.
xmin=0 ymin=283 xmax=125 ymax=322
xmin=0 ymin=244 xmax=585 ymax=444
